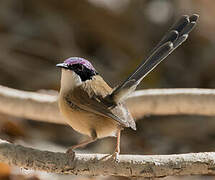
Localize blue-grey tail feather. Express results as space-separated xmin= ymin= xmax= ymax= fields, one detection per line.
xmin=110 ymin=14 xmax=199 ymax=103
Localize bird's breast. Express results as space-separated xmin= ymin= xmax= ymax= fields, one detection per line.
xmin=58 ymin=94 xmax=118 ymax=138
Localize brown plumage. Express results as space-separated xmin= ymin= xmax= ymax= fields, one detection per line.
xmin=59 ymin=75 xmax=135 ymax=139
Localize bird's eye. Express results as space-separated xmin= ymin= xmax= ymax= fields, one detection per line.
xmin=68 ymin=65 xmax=73 ymax=69
xmin=77 ymin=64 xmax=83 ymax=71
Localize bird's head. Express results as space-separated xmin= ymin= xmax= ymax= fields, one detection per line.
xmin=56 ymin=57 xmax=98 ymax=82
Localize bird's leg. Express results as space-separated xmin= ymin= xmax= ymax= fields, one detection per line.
xmin=66 ymin=130 xmax=97 ymax=154
xmin=115 ymin=128 xmax=121 ymax=154
xmin=112 ymin=128 xmax=121 ymax=160
xmin=68 ymin=138 xmax=97 ymax=150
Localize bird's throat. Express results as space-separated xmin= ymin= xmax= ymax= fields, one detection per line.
xmin=60 ymin=69 xmax=82 ymax=95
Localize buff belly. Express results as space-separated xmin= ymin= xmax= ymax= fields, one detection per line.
xmin=58 ymin=98 xmax=118 ymax=138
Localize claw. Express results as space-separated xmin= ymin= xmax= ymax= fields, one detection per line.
xmin=66 ymin=147 xmax=74 ymax=153
xmin=111 ymin=151 xmax=120 ymax=162
xmin=66 ymin=148 xmax=76 ymax=160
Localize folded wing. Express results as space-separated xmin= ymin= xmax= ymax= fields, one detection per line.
xmin=66 ymin=76 xmax=136 ymax=130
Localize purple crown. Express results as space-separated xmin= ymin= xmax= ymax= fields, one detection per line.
xmin=64 ymin=57 xmax=95 ymax=70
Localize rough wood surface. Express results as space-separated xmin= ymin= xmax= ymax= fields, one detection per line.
xmin=0 ymin=140 xmax=215 ymax=177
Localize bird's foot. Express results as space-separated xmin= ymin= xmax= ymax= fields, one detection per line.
xmin=99 ymin=151 xmax=120 ymax=162
xmin=66 ymin=147 xmax=75 ymax=154
xmin=66 ymin=147 xmax=76 ymax=160
xmin=111 ymin=151 xmax=119 ymax=162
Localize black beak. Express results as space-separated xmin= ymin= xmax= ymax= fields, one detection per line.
xmin=56 ymin=63 xmax=68 ymax=68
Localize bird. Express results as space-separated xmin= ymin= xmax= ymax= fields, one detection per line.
xmin=56 ymin=14 xmax=199 ymax=157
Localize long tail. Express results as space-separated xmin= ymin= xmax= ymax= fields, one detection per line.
xmin=109 ymin=14 xmax=199 ymax=103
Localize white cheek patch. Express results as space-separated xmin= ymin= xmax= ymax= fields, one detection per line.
xmin=70 ymin=71 xmax=82 ymax=86
xmin=61 ymin=70 xmax=82 ymax=92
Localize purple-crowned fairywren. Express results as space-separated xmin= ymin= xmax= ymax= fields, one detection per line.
xmin=56 ymin=14 xmax=199 ymax=157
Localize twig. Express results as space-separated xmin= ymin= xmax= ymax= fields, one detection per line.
xmin=0 ymin=85 xmax=215 ymax=124
xmin=0 ymin=139 xmax=215 ymax=177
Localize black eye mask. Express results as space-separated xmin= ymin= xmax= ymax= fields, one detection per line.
xmin=68 ymin=64 xmax=98 ymax=81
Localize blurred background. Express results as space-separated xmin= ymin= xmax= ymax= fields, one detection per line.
xmin=0 ymin=0 xmax=215 ymax=179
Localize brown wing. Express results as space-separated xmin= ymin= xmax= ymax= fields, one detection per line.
xmin=66 ymin=75 xmax=136 ymax=130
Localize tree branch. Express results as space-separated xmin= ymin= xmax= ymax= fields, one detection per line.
xmin=0 ymin=85 xmax=215 ymax=124
xmin=128 ymin=88 xmax=215 ymax=119
xmin=0 ymin=139 xmax=215 ymax=177
xmin=0 ymin=85 xmax=63 ymax=124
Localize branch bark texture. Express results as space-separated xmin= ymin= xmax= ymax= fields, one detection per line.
xmin=0 ymin=85 xmax=215 ymax=124
xmin=0 ymin=140 xmax=215 ymax=177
